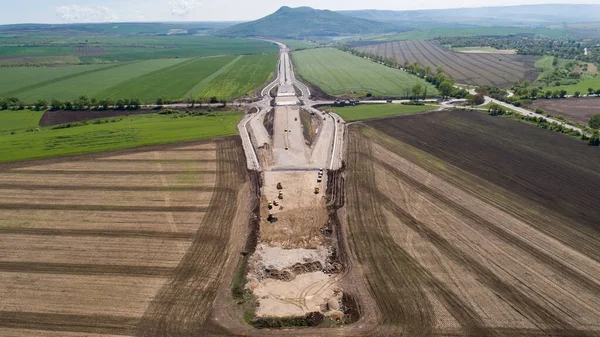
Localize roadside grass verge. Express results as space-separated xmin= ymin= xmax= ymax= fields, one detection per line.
xmin=330 ymin=103 xmax=436 ymax=121
xmin=292 ymin=48 xmax=437 ymax=98
xmin=0 ymin=111 xmax=241 ymax=162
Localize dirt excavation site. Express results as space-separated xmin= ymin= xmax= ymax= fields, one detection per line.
xmin=240 ymin=80 xmax=349 ymax=327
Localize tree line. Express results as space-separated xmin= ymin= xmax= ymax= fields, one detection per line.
xmin=0 ymin=95 xmax=230 ymax=111
xmin=0 ymin=96 xmax=142 ymax=111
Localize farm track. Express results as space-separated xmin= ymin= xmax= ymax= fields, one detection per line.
xmin=0 ymin=311 xmax=139 ymax=335
xmin=343 ymin=113 xmax=600 ymax=336
xmin=136 ymin=138 xmax=248 ymax=337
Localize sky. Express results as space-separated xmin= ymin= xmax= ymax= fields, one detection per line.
xmin=0 ymin=0 xmax=598 ymax=25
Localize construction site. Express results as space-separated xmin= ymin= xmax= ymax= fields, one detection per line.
xmin=238 ymin=43 xmax=348 ymax=326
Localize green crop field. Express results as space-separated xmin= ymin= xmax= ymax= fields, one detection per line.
xmin=0 ymin=35 xmax=278 ymax=64
xmin=97 ymin=56 xmax=237 ymax=103
xmin=5 ymin=58 xmax=186 ymax=102
xmin=0 ymin=64 xmax=112 ymax=95
xmin=196 ymin=53 xmax=277 ymax=100
xmin=0 ymin=110 xmax=44 ymax=134
xmin=0 ymin=111 xmax=241 ymax=162
xmin=292 ymin=48 xmax=438 ymax=97
xmin=540 ymin=77 xmax=600 ymax=95
xmin=1 ymin=53 xmax=277 ymax=103
xmin=331 ymin=103 xmax=437 ymax=121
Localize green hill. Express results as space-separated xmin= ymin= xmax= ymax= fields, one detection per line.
xmin=216 ymin=6 xmax=400 ymax=38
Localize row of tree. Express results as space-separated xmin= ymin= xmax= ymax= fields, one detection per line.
xmin=0 ymin=96 xmax=142 ymax=111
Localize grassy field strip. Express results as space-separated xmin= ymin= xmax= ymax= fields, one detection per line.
xmin=0 ymin=110 xmax=44 ymax=134
xmin=331 ymin=104 xmax=437 ymax=121
xmin=0 ymin=64 xmax=112 ymax=96
xmin=540 ymin=77 xmax=600 ymax=94
xmin=196 ymin=53 xmax=278 ymax=100
xmin=293 ymin=48 xmax=437 ymax=97
xmin=97 ymin=56 xmax=237 ymax=103
xmin=0 ymin=112 xmax=241 ymax=162
xmin=13 ymin=59 xmax=188 ymax=102
xmin=184 ymin=56 xmax=242 ymax=98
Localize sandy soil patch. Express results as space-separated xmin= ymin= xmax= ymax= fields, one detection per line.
xmin=251 ymin=272 xmax=341 ymax=317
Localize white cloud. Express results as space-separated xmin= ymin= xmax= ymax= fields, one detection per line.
xmin=169 ymin=0 xmax=203 ymax=16
xmin=56 ymin=5 xmax=118 ymax=23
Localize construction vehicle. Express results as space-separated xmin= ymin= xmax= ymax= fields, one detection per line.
xmin=278 ymin=191 xmax=284 ymax=199
xmin=268 ymin=202 xmax=273 ymax=210
xmin=277 ymin=182 xmax=283 ymax=189
xmin=273 ymin=200 xmax=279 ymax=206
xmin=314 ymin=187 xmax=320 ymax=194
xmin=267 ymin=213 xmax=278 ymax=222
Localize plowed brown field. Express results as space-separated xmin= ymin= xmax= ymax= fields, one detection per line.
xmin=529 ymin=97 xmax=600 ymax=125
xmin=345 ymin=111 xmax=600 ymax=336
xmin=0 ymin=137 xmax=254 ymax=336
xmin=356 ymin=40 xmax=538 ymax=87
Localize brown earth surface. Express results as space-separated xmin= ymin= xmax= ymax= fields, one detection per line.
xmin=343 ymin=110 xmax=600 ymax=336
xmin=355 ymin=40 xmax=538 ymax=87
xmin=0 ymin=137 xmax=258 ymax=336
xmin=529 ymin=97 xmax=600 ymax=125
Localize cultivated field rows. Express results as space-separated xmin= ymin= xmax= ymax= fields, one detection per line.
xmin=356 ymin=40 xmax=538 ymax=87
xmin=0 ymin=138 xmax=254 ymax=336
xmin=344 ymin=113 xmax=600 ymax=336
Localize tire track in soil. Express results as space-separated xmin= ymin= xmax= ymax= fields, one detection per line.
xmin=372 ymin=156 xmax=600 ymax=297
xmin=0 ymin=183 xmax=218 ymax=192
xmin=4 ymin=170 xmax=217 ymax=175
xmin=0 ymin=311 xmax=139 ymax=335
xmin=410 ymin=40 xmax=482 ymax=87
xmin=136 ymin=138 xmax=247 ymax=337
xmin=0 ymin=227 xmax=197 ymax=239
xmin=349 ymin=128 xmax=496 ymax=337
xmin=426 ymin=42 xmax=518 ymax=84
xmin=0 ymin=261 xmax=174 ymax=277
xmin=414 ymin=40 xmax=496 ymax=87
xmin=395 ymin=41 xmax=411 ymax=66
xmin=361 ymin=146 xmax=581 ymax=333
xmin=0 ymin=204 xmax=208 ymax=212
xmin=346 ymin=129 xmax=435 ymax=336
xmin=476 ymin=53 xmax=531 ymax=74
